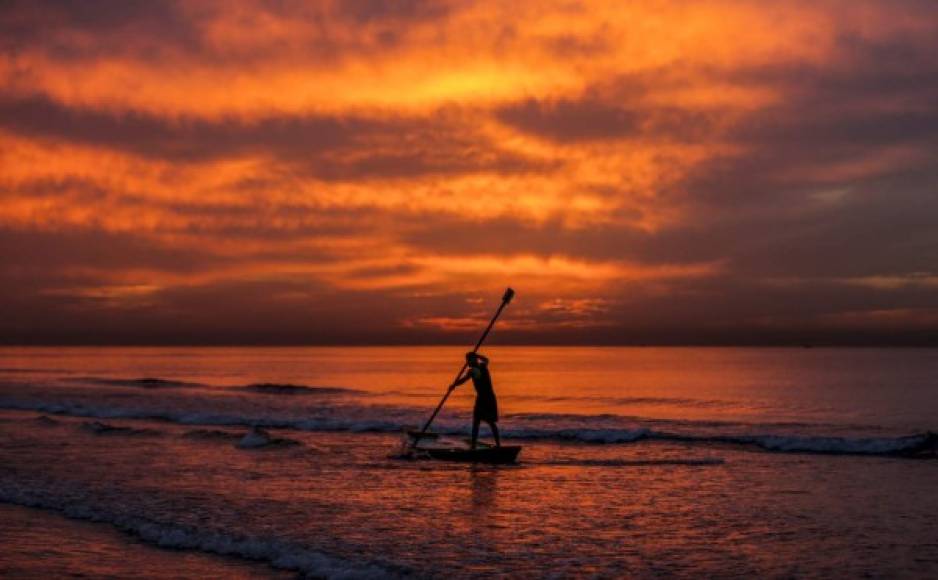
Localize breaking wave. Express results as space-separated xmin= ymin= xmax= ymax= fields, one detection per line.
xmin=509 ymin=428 xmax=938 ymax=457
xmin=238 ymin=383 xmax=362 ymax=396
xmin=79 ymin=421 xmax=162 ymax=437
xmin=183 ymin=428 xmax=242 ymax=442
xmin=532 ymin=395 xmax=735 ymax=409
xmin=67 ymin=377 xmax=203 ymax=389
xmin=2 ymin=398 xmax=935 ymax=458
xmin=33 ymin=415 xmax=60 ymax=426
xmin=57 ymin=376 xmax=362 ymax=397
xmin=236 ymin=427 xmax=301 ymax=449
xmin=692 ymin=432 xmax=938 ymax=457
xmin=0 ymin=486 xmax=402 ymax=579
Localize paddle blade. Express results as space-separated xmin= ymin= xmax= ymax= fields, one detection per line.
xmin=503 ymin=287 xmax=515 ymax=304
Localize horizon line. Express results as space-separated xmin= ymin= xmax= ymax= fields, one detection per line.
xmin=1 ymin=342 xmax=935 ymax=348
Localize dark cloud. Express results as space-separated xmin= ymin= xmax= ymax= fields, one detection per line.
xmin=399 ymin=25 xmax=938 ymax=346
xmin=0 ymin=272 xmax=485 ymax=346
xmin=303 ymin=147 xmax=555 ymax=181
xmin=328 ymin=0 xmax=453 ymax=24
xmin=0 ymin=95 xmax=546 ymax=179
xmin=0 ymin=227 xmax=220 ymax=273
xmin=0 ymin=95 xmax=356 ymax=160
xmin=0 ymin=0 xmax=199 ymax=59
xmin=498 ymin=98 xmax=641 ymax=140
xmin=0 ymin=0 xmax=458 ymax=65
xmin=399 ymin=214 xmax=650 ymax=262
xmin=0 ymin=0 xmax=187 ymax=35
xmin=616 ymin=32 xmax=938 ymax=285
xmin=3 ymin=218 xmax=937 ymax=346
xmin=725 ymin=34 xmax=938 ymax=159
xmin=496 ymin=97 xmax=718 ymax=142
xmin=0 ymin=225 xmax=416 ymax=345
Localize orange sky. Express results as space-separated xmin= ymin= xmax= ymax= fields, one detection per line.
xmin=2 ymin=0 xmax=938 ymax=344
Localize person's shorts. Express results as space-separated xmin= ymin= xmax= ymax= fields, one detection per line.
xmin=473 ymin=398 xmax=498 ymax=423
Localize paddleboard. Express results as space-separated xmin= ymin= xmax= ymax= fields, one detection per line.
xmin=403 ymin=431 xmax=521 ymax=464
xmin=422 ymin=445 xmax=521 ymax=464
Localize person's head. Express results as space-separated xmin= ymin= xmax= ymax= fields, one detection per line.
xmin=465 ymin=352 xmax=479 ymax=366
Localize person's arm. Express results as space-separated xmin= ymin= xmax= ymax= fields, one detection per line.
xmin=476 ymin=354 xmax=489 ymax=364
xmin=450 ymin=371 xmax=472 ymax=389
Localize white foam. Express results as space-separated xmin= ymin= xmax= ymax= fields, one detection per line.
xmin=237 ymin=428 xmax=271 ymax=448
xmin=0 ymin=486 xmax=400 ymax=579
xmin=234 ymin=427 xmax=300 ymax=449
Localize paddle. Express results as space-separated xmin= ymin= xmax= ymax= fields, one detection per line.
xmin=413 ymin=287 xmax=515 ymax=440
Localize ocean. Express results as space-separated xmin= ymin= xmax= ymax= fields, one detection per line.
xmin=1 ymin=346 xmax=936 ymax=578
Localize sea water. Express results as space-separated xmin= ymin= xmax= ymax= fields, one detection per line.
xmin=0 ymin=346 xmax=936 ymax=577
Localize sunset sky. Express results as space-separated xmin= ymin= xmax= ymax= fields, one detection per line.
xmin=2 ymin=0 xmax=937 ymax=345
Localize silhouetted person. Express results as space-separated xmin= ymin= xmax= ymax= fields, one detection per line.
xmin=452 ymin=352 xmax=500 ymax=449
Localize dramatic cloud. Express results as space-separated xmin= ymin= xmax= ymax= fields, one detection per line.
xmin=1 ymin=0 xmax=937 ymax=344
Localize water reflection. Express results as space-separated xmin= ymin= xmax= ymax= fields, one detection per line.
xmin=470 ymin=466 xmax=498 ymax=518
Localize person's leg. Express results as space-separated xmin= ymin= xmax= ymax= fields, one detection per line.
xmin=471 ymin=416 xmax=480 ymax=450
xmin=488 ymin=421 xmax=501 ymax=447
